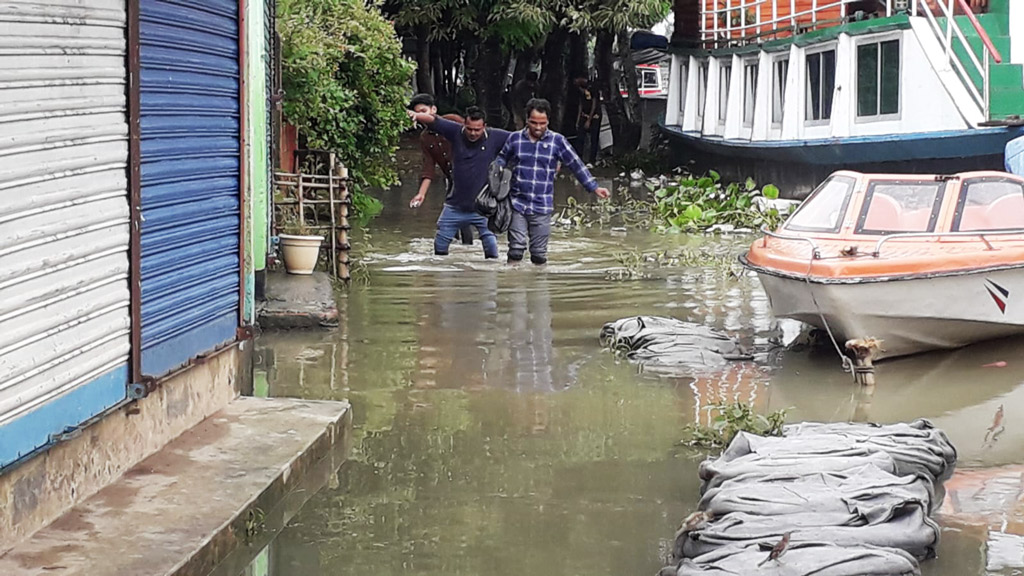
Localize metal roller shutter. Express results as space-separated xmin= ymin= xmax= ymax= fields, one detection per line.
xmin=139 ymin=0 xmax=240 ymax=377
xmin=0 ymin=0 xmax=131 ymax=464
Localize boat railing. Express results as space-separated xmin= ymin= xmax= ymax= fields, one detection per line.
xmin=912 ymin=0 xmax=1002 ymax=119
xmin=760 ymin=227 xmax=822 ymax=259
xmin=871 ymin=229 xmax=1024 ymax=256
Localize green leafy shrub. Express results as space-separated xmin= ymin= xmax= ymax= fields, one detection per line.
xmin=682 ymin=401 xmax=787 ymax=451
xmin=279 ymin=0 xmax=414 ymax=194
xmin=652 ymin=171 xmax=785 ymax=232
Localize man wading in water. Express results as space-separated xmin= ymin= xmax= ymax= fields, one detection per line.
xmin=408 ymin=106 xmax=511 ymax=259
xmin=496 ymin=98 xmax=610 ymax=265
xmin=408 ymin=93 xmax=474 ymax=246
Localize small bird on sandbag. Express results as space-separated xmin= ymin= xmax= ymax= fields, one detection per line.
xmin=671 ymin=511 xmax=714 ymax=561
xmin=757 ymin=531 xmax=792 ymax=567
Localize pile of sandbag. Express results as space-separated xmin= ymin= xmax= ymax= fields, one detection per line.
xmin=600 ymin=316 xmax=748 ymax=371
xmin=661 ymin=419 xmax=956 ymax=576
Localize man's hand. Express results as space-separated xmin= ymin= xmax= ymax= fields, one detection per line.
xmin=595 ymin=187 xmax=611 ymax=199
xmin=584 ymin=120 xmax=592 ymax=131
xmin=410 ymin=192 xmax=426 ymax=208
xmin=408 ymin=110 xmax=435 ymax=125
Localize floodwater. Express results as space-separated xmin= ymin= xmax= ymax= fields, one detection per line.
xmin=244 ymin=159 xmax=1024 ymax=576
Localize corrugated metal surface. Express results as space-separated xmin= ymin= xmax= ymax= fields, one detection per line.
xmin=0 ymin=0 xmax=130 ymax=460
xmin=139 ymin=0 xmax=240 ymax=377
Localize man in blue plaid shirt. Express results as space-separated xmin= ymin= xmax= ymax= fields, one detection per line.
xmin=496 ymin=98 xmax=610 ymax=265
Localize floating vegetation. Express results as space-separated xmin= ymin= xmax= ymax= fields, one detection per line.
xmin=682 ymin=402 xmax=787 ymax=451
xmin=556 ymin=171 xmax=792 ymax=233
xmin=604 ymin=248 xmax=740 ymax=281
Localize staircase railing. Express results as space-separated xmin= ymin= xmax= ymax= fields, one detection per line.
xmin=912 ymin=0 xmax=1002 ymax=119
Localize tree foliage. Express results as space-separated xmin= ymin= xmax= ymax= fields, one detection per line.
xmin=279 ymin=0 xmax=415 ymax=190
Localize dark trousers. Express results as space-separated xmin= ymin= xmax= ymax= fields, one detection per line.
xmin=507 ymin=211 xmax=552 ymax=265
xmin=573 ymin=117 xmax=601 ymax=164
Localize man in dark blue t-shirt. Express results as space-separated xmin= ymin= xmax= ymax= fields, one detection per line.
xmin=408 ymin=106 xmax=511 ymax=259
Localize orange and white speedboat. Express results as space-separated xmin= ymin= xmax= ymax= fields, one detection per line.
xmin=741 ymin=170 xmax=1024 ymax=360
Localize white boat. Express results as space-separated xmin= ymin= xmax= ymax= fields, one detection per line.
xmin=741 ymin=169 xmax=1024 ymax=359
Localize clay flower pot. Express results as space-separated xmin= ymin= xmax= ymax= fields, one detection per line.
xmin=279 ymin=234 xmax=323 ymax=275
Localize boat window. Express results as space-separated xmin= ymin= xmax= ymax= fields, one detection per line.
xmin=805 ymin=49 xmax=836 ymax=123
xmin=772 ymin=58 xmax=789 ymax=125
xmin=678 ymin=61 xmax=687 ymax=116
xmin=856 ymin=181 xmax=944 ymax=235
xmin=697 ymin=62 xmax=708 ymax=121
xmin=743 ymin=61 xmax=758 ymax=126
xmin=719 ymin=63 xmax=731 ymax=123
xmin=641 ymin=68 xmax=660 ymax=90
xmin=955 ymin=179 xmax=1024 ymax=231
xmin=857 ymin=39 xmax=900 ymax=118
xmin=784 ymin=175 xmax=856 ymax=233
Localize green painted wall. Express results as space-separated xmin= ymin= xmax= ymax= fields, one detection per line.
xmin=248 ymin=0 xmax=270 ymax=274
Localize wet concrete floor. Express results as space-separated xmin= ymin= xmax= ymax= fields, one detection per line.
xmin=243 ymin=159 xmax=1024 ymax=576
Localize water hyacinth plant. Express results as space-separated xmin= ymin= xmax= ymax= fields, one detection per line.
xmin=652 ymin=171 xmax=785 ymax=233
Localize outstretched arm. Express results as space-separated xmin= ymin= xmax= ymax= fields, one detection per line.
xmin=408 ymin=111 xmax=462 ymax=142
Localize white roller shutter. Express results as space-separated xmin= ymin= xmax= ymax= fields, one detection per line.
xmin=0 ymin=0 xmax=131 ymax=461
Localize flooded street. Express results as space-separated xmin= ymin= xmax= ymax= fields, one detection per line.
xmin=249 ymin=166 xmax=1024 ymax=576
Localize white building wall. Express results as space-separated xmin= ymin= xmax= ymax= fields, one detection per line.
xmin=1011 ymin=0 xmax=1024 ymax=65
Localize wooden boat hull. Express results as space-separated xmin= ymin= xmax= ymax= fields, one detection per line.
xmin=750 ymin=264 xmax=1024 ymax=360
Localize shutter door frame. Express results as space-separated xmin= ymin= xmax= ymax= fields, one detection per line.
xmin=138 ymin=0 xmax=243 ymax=378
xmin=0 ymin=0 xmax=131 ymax=466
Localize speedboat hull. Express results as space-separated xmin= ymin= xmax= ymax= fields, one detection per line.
xmin=753 ymin=266 xmax=1024 ymax=359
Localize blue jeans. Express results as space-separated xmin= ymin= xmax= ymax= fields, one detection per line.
xmin=435 ymin=205 xmax=498 ymax=258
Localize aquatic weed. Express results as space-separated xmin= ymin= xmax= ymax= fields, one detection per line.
xmin=682 ymin=402 xmax=787 ymax=451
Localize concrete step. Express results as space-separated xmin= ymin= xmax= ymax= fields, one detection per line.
xmin=257 ymin=270 xmax=340 ymax=330
xmin=0 ymin=397 xmax=351 ymax=576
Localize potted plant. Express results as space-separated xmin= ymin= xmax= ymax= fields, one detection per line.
xmin=278 ymin=211 xmax=323 ymax=275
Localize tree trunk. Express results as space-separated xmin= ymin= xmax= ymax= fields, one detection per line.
xmin=415 ymin=26 xmax=432 ymax=95
xmin=619 ymin=31 xmax=642 ymax=128
xmin=432 ymin=43 xmax=444 ymax=99
xmin=472 ymin=37 xmax=506 ymax=124
xmin=538 ymin=26 xmax=569 ymax=130
xmin=561 ymin=31 xmax=588 ymax=134
xmin=596 ymin=30 xmax=633 ymax=155
xmin=512 ymin=46 xmax=536 ymax=85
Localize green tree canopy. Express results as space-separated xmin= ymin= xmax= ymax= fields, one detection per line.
xmin=280 ymin=0 xmax=415 ymax=190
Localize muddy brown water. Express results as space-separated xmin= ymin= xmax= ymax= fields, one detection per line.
xmin=243 ymin=165 xmax=1024 ymax=576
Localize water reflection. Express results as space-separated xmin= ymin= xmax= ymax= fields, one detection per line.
xmin=244 ymin=169 xmax=1024 ymax=576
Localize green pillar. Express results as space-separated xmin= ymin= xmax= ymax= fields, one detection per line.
xmin=246 ymin=0 xmax=270 ymax=320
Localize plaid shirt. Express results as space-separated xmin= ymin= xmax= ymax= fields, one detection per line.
xmin=497 ymin=129 xmax=598 ymax=215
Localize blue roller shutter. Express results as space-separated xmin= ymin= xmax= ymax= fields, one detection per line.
xmin=139 ymin=0 xmax=240 ymax=377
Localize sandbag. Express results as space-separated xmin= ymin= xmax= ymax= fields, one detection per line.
xmin=698 ymin=464 xmax=935 ymax=522
xmin=680 ymin=505 xmax=939 ymax=560
xmin=783 ymin=420 xmax=957 ymax=484
xmin=670 ymin=542 xmax=921 ymax=576
xmin=599 ymin=316 xmax=743 ymax=370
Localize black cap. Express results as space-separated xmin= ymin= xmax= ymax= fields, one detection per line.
xmin=408 ymin=93 xmax=435 ymax=110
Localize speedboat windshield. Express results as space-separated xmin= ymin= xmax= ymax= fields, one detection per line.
xmin=784 ymin=175 xmax=856 ymax=233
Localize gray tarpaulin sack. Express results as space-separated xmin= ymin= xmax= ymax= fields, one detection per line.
xmin=673 ymin=542 xmax=921 ymax=576
xmin=664 ymin=420 xmax=955 ymax=575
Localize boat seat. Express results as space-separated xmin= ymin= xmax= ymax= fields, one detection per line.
xmin=900 ymin=209 xmax=933 ymax=231
xmin=863 ymin=193 xmax=902 ymax=231
xmin=985 ymin=193 xmax=1024 ymax=230
xmin=959 ymin=205 xmax=990 ymax=231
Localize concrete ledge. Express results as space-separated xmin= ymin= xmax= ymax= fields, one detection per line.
xmin=258 ymin=270 xmax=339 ymax=329
xmin=0 ymin=345 xmax=247 ymax=552
xmin=0 ymin=397 xmax=351 ymax=576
